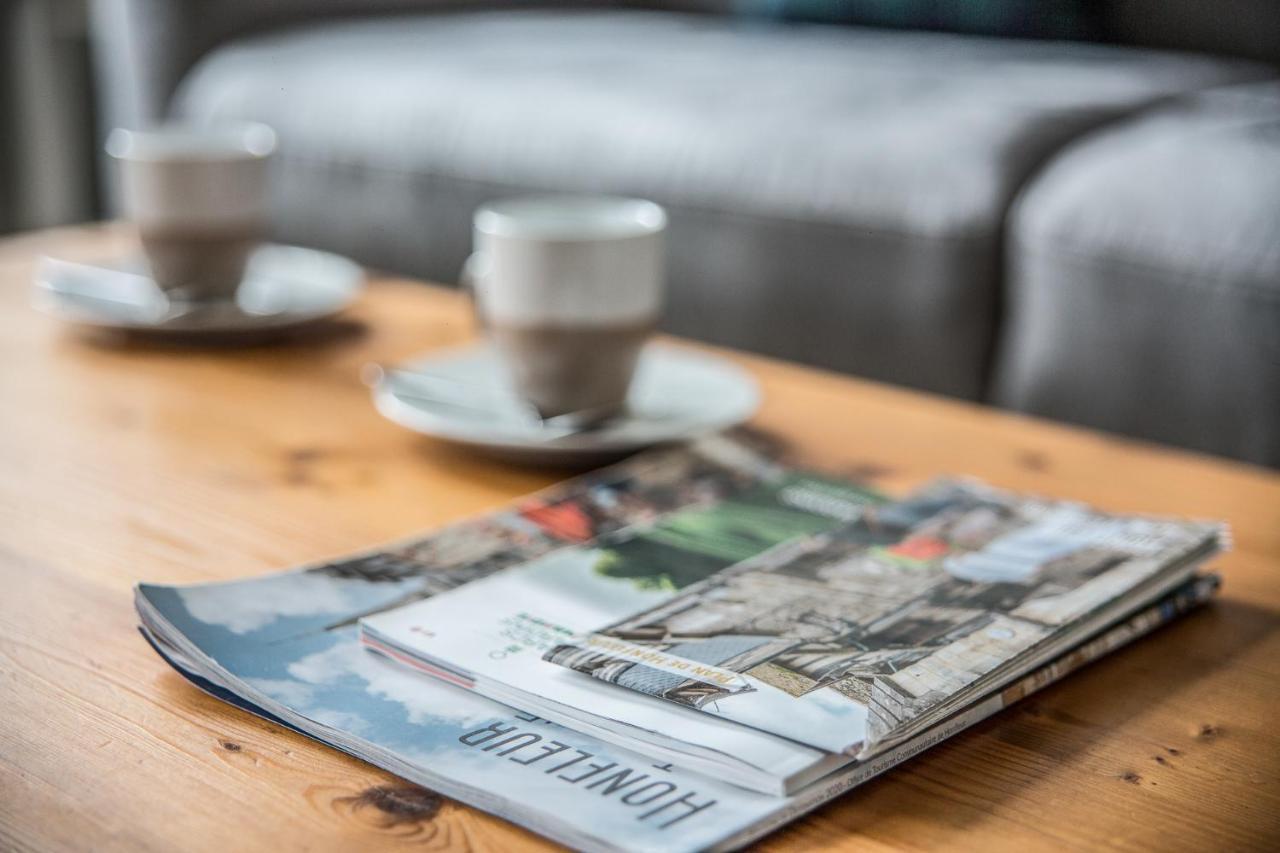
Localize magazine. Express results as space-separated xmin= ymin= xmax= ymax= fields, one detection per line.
xmin=362 ymin=479 xmax=1225 ymax=760
xmin=136 ymin=535 xmax=1220 ymax=852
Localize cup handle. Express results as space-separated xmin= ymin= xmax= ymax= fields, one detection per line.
xmin=459 ymin=251 xmax=488 ymax=334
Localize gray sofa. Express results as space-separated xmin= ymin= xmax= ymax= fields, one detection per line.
xmin=89 ymin=1 xmax=1280 ymax=466
xmin=996 ymin=82 xmax=1280 ymax=464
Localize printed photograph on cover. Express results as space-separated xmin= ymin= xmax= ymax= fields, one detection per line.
xmin=544 ymin=480 xmax=1218 ymax=749
xmin=585 ymin=469 xmax=883 ymax=594
xmin=298 ymin=436 xmax=778 ymax=632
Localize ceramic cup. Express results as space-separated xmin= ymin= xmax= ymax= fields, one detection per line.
xmin=464 ymin=196 xmax=667 ymax=420
xmin=107 ymin=122 xmax=277 ymax=302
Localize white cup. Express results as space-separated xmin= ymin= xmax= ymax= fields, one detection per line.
xmin=465 ymin=196 xmax=667 ymax=419
xmin=107 ymin=122 xmax=277 ymax=301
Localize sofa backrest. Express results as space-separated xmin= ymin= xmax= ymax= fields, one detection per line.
xmin=90 ymin=0 xmax=1277 ymax=137
xmin=88 ymin=0 xmax=1275 ymax=208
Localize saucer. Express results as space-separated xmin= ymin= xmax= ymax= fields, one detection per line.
xmin=32 ymin=244 xmax=363 ymax=340
xmin=372 ymin=343 xmax=761 ymax=465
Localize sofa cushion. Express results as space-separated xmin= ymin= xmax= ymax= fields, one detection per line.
xmin=171 ymin=9 xmax=1261 ymax=397
xmin=994 ymin=82 xmax=1280 ymax=466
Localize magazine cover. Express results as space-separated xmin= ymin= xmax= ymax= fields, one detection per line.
xmin=541 ymin=480 xmax=1224 ymax=754
xmin=138 ymin=545 xmax=1219 ymax=852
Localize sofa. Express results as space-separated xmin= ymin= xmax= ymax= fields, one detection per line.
xmin=88 ymin=1 xmax=1280 ymax=466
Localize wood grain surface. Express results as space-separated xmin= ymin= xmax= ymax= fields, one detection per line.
xmin=1 ymin=224 xmax=1277 ymax=852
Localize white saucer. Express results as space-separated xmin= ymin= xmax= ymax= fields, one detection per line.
xmin=32 ymin=244 xmax=363 ymax=339
xmin=372 ymin=343 xmax=761 ymax=465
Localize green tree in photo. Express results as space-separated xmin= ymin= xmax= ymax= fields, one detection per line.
xmin=594 ymin=474 xmax=884 ymax=591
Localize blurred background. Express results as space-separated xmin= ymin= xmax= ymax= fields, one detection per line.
xmin=3 ymin=0 xmax=1278 ymax=466
xmin=1 ymin=0 xmax=98 ymax=232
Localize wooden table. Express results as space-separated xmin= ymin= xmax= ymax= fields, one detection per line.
xmin=2 ymin=224 xmax=1277 ymax=852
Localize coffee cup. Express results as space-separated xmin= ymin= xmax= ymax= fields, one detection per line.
xmin=464 ymin=196 xmax=666 ymax=420
xmin=106 ymin=123 xmax=277 ymax=302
